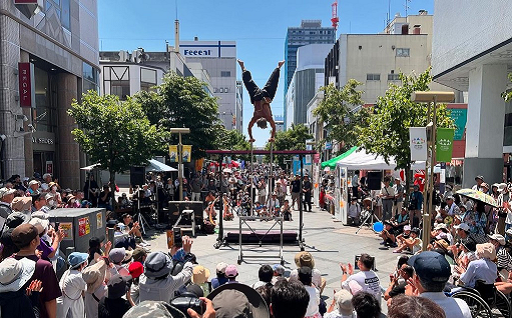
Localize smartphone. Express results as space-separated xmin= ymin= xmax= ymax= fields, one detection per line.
xmin=55 ymin=221 xmax=60 ymax=230
xmin=173 ymin=227 xmax=183 ymax=248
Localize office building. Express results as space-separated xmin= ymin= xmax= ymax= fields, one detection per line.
xmin=284 ymin=20 xmax=336 ymax=125
xmin=285 ymin=44 xmax=332 ymax=129
xmin=432 ymin=0 xmax=512 ymax=185
xmin=324 ymin=11 xmax=459 ymax=104
xmin=0 ymin=0 xmax=99 ymax=189
xmin=180 ymin=40 xmax=242 ymax=132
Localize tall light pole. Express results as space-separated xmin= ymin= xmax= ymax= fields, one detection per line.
xmin=170 ymin=128 xmax=190 ymax=201
xmin=411 ymin=91 xmax=455 ymax=251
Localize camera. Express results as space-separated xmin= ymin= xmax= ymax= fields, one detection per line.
xmin=171 ymin=294 xmax=205 ymax=318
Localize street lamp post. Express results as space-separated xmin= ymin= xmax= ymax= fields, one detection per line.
xmin=411 ymin=91 xmax=455 ymax=251
xmin=170 ymin=128 xmax=190 ymax=201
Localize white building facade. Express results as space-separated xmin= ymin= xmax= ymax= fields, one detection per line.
xmin=432 ymin=0 xmax=512 ymax=186
xmin=180 ymin=41 xmax=242 ymax=132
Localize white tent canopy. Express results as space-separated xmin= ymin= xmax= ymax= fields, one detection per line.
xmin=336 ymin=148 xmax=425 ymax=170
xmin=145 ymin=159 xmax=178 ymax=172
xmin=80 ymin=159 xmax=178 ymax=173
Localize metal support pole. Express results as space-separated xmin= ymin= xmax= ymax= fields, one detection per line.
xmin=178 ymin=132 xmax=183 ymax=201
xmin=299 ymin=154 xmax=304 ymax=245
xmin=218 ymin=156 xmax=224 ymax=243
xmin=250 ymin=143 xmax=254 ymax=217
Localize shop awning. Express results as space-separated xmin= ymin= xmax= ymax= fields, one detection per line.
xmin=336 ymin=148 xmax=425 ymax=170
xmin=320 ymin=146 xmax=358 ymax=169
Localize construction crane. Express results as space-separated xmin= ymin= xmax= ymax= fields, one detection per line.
xmin=331 ymin=0 xmax=339 ymax=30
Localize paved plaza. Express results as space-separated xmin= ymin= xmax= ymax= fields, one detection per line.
xmin=144 ymin=202 xmax=399 ymax=305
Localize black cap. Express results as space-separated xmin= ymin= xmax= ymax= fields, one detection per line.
xmin=408 ymin=251 xmax=450 ymax=283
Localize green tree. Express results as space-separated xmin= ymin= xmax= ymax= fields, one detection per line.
xmin=68 ymin=91 xmax=166 ymax=199
xmin=502 ymin=73 xmax=512 ymax=101
xmin=265 ymin=123 xmax=313 ymax=166
xmin=215 ymin=127 xmax=251 ymax=160
xmin=313 ymin=80 xmax=366 ymax=154
xmin=134 ymin=73 xmax=221 ymax=159
xmin=357 ymin=68 xmax=454 ymax=196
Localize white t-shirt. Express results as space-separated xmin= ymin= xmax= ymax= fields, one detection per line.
xmin=304 ymin=285 xmax=320 ymax=317
xmin=342 ymin=270 xmax=382 ymax=301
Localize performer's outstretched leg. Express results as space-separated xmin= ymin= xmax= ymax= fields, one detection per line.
xmin=239 ymin=60 xmax=261 ymax=103
xmin=262 ymin=61 xmax=285 ymax=100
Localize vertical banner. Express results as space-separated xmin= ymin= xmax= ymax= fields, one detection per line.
xmin=436 ymin=128 xmax=455 ymax=162
xmin=169 ymin=145 xmax=178 ymax=162
xmin=182 ymin=145 xmax=191 ymax=162
xmin=409 ymin=127 xmax=427 ymax=161
xmin=449 ymin=108 xmax=468 ymax=140
xmin=18 ymin=63 xmax=35 ymax=107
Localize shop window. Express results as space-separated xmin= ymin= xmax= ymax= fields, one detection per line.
xmin=110 ymin=81 xmax=130 ymax=100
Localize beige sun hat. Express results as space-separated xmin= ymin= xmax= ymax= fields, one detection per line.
xmin=82 ymin=259 xmax=107 ymax=294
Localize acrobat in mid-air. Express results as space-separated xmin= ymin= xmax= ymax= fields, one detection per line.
xmin=238 ymin=59 xmax=285 ymax=143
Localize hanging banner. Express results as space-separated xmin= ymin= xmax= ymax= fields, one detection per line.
xmin=449 ymin=108 xmax=468 ymax=141
xmin=169 ymin=145 xmax=178 ymax=162
xmin=409 ymin=127 xmax=427 ymax=161
xmin=182 ymin=145 xmax=191 ymax=162
xmin=436 ymin=128 xmax=455 ymax=162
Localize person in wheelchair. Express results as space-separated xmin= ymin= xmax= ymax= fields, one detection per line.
xmin=454 ymin=243 xmax=497 ymax=289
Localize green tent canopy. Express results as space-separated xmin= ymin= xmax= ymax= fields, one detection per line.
xmin=320 ymin=146 xmax=358 ymax=169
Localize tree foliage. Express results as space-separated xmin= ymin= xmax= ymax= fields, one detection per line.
xmin=68 ymin=91 xmax=165 ymax=187
xmin=502 ymin=73 xmax=512 ymax=102
xmin=357 ymin=68 xmax=454 ymax=195
xmin=215 ymin=127 xmax=252 ymax=160
xmin=313 ymin=80 xmax=366 ymax=154
xmin=265 ymin=123 xmax=313 ymax=165
xmin=134 ymin=73 xmax=221 ymax=159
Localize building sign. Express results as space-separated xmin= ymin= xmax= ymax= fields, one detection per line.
xmin=180 ymin=41 xmax=236 ymax=58
xmin=32 ymin=137 xmax=54 ymax=144
xmin=449 ymin=108 xmax=468 ymax=141
xmin=18 ymin=63 xmax=35 ymax=107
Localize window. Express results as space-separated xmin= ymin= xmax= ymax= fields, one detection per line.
xmin=367 ymin=74 xmax=381 ymax=81
xmin=140 ymin=68 xmax=157 ymax=92
xmin=83 ymin=62 xmax=99 ymax=93
xmin=388 ymin=74 xmax=400 ymax=81
xmin=111 ymin=81 xmax=130 ymax=100
xmin=219 ymin=88 xmax=224 ymax=93
xmin=221 ymin=71 xmax=231 ymax=77
xmin=103 ymin=66 xmax=129 ymax=99
xmin=396 ymin=48 xmax=410 ymax=57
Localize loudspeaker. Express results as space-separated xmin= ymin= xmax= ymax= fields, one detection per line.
xmin=130 ymin=166 xmax=145 ymax=186
xmin=367 ymin=171 xmax=382 ymax=190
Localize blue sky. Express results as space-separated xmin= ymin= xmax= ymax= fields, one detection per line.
xmin=98 ymin=0 xmax=434 ymax=147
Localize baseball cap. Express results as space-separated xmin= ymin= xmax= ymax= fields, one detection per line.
xmin=453 ymin=223 xmax=470 ymax=232
xmin=225 ymin=264 xmax=238 ymax=278
xmin=408 ymin=251 xmax=451 ymax=283
xmin=129 ymin=262 xmax=144 ymax=279
xmin=132 ymin=247 xmax=147 ymax=263
xmin=11 ymin=224 xmax=39 ymax=248
xmin=272 ymin=264 xmax=285 ymax=276
xmin=109 ymin=248 xmax=126 ymax=264
xmin=475 ymin=175 xmax=484 ymax=181
xmin=216 ymin=262 xmax=229 ymax=274
xmin=403 ymin=225 xmax=411 ymax=231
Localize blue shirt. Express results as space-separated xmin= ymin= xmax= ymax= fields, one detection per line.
xmin=460 ymin=258 xmax=497 ymax=288
xmin=211 ymin=276 xmax=228 ymax=289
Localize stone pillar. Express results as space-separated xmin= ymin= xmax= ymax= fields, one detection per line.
xmin=56 ymin=73 xmax=80 ymax=189
xmin=20 ymin=51 xmax=33 ymax=177
xmin=463 ymin=64 xmax=508 ymax=187
xmin=0 ymin=15 xmax=25 ymax=179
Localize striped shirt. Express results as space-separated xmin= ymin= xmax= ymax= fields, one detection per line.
xmin=497 ymin=246 xmax=512 ymax=271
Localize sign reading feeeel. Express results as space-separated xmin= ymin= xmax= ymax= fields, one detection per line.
xmin=180 ymin=41 xmax=236 ymax=58
xmin=18 ymin=62 xmax=34 ymax=107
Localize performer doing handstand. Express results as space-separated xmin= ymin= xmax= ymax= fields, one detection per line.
xmin=238 ymin=59 xmax=284 ymax=143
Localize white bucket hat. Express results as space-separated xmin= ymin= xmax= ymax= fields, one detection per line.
xmin=0 ymin=258 xmax=36 ymax=292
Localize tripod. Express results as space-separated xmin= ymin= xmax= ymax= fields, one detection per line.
xmin=355 ymin=199 xmax=381 ymax=234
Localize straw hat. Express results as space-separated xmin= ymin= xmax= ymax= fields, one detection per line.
xmin=294 ymin=251 xmax=315 ymax=268
xmin=82 ymin=259 xmax=107 ymax=294
xmin=192 ymin=265 xmax=211 ymax=284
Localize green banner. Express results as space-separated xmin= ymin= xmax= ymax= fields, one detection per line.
xmin=436 ymin=128 xmax=455 ymax=162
